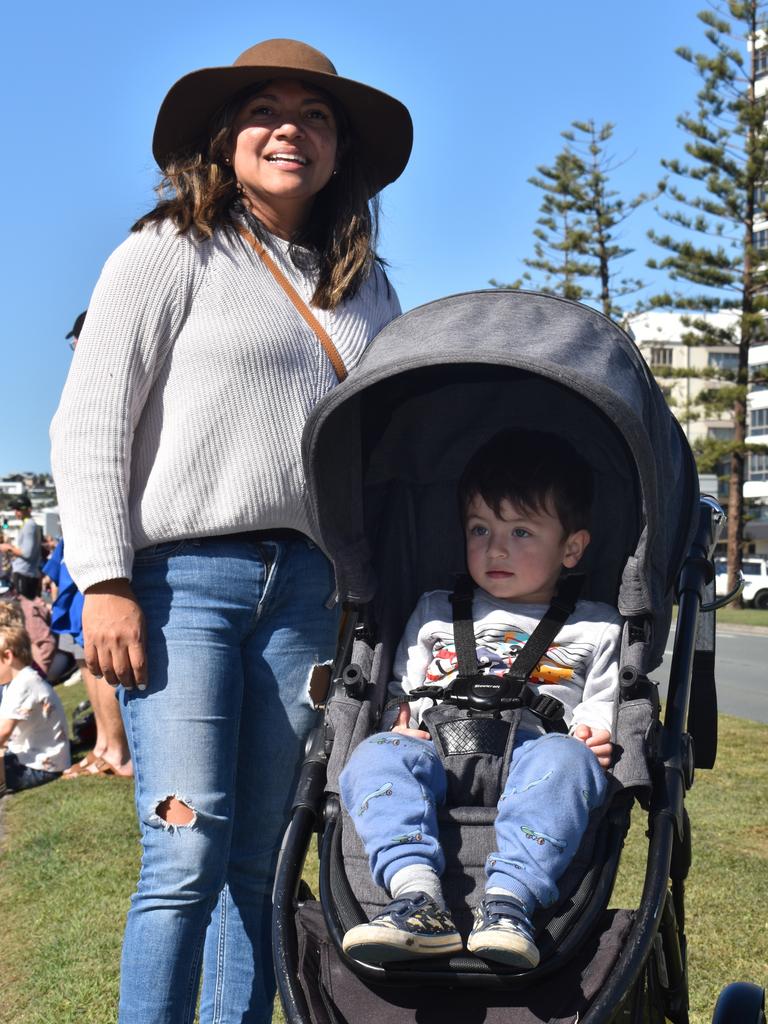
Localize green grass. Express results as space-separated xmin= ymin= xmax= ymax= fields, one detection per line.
xmin=1 ymin=684 xmax=765 ymax=1024
xmin=611 ymin=714 xmax=768 ymax=1021
xmin=0 ymin=681 xmax=138 ymax=1024
xmin=714 ymin=605 xmax=768 ymax=627
xmin=671 ymin=605 xmax=768 ymax=628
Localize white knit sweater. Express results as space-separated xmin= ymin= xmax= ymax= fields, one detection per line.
xmin=50 ymin=220 xmax=400 ymax=592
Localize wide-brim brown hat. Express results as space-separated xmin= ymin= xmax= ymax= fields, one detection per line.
xmin=152 ymin=38 xmax=413 ymax=196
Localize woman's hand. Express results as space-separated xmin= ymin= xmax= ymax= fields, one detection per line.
xmin=391 ymin=702 xmax=431 ymax=740
xmin=571 ymin=723 xmax=613 ymax=769
xmin=82 ymin=579 xmax=147 ymax=690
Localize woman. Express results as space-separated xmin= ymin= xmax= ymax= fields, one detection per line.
xmin=50 ymin=38 xmax=412 ymax=1024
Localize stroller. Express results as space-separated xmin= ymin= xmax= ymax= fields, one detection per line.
xmin=272 ymin=290 xmax=766 ymax=1024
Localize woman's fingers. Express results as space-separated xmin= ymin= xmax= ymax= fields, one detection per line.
xmin=82 ymin=581 xmax=147 ymax=690
xmin=84 ymin=640 xmax=104 ymax=681
xmin=127 ymin=638 xmax=147 ymax=689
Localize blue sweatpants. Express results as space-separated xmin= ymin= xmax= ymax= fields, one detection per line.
xmin=339 ymin=730 xmax=607 ymax=916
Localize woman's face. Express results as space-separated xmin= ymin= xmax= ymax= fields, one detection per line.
xmin=230 ymin=78 xmax=338 ymax=237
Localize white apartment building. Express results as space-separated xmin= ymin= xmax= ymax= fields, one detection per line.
xmin=628 ymin=310 xmax=739 ymax=445
xmin=629 ymin=311 xmax=768 ymax=555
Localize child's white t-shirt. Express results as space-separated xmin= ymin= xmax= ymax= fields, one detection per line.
xmin=0 ymin=665 xmax=71 ymax=772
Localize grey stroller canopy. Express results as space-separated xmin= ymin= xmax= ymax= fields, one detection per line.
xmin=302 ymin=290 xmax=699 ymax=675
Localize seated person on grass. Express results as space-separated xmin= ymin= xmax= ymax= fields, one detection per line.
xmin=0 ymin=606 xmax=71 ymax=793
xmin=340 ymin=429 xmax=621 ymax=969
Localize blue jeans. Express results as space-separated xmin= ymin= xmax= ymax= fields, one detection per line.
xmin=3 ymin=751 xmax=62 ymax=791
xmin=340 ymin=731 xmax=606 ymax=915
xmin=118 ymin=534 xmax=339 ymax=1024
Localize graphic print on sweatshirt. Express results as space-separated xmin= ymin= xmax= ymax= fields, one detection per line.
xmin=424 ymin=620 xmax=596 ymax=687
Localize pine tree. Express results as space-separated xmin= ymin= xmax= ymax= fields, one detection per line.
xmin=492 ymin=122 xmax=649 ymax=321
xmin=562 ymin=120 xmax=649 ymax=320
xmin=491 ymin=148 xmax=590 ymax=299
xmin=647 ymin=0 xmax=768 ymax=596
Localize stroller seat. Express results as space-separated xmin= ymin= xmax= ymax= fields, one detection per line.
xmin=321 ymin=668 xmax=655 ymax=986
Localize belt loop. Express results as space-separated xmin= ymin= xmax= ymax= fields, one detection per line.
xmin=257 ymin=542 xmax=277 ymax=572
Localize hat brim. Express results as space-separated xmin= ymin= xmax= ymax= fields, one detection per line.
xmin=152 ymin=65 xmax=412 ymax=197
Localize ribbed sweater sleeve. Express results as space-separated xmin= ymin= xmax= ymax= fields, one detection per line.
xmin=51 ymin=225 xmax=195 ymax=591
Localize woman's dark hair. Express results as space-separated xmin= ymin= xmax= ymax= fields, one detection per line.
xmin=458 ymin=429 xmax=594 ymax=536
xmin=132 ymin=81 xmax=382 ymax=310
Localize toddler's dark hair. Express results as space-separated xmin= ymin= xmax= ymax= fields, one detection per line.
xmin=458 ymin=429 xmax=594 ymax=536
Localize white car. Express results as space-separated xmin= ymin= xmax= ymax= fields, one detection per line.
xmin=715 ymin=557 xmax=768 ymax=609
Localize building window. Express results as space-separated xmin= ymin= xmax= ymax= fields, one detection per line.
xmin=748 ymin=452 xmax=768 ymax=481
xmin=649 ymin=346 xmax=673 ymax=367
xmin=708 ymin=351 xmax=739 ymax=371
xmin=708 ymin=427 xmax=734 ymax=441
xmin=757 ymin=184 xmax=768 ymax=211
xmin=750 ymin=407 xmax=768 ymax=436
xmin=757 ymin=46 xmax=768 ymax=78
xmin=754 ymin=227 xmax=768 ymax=251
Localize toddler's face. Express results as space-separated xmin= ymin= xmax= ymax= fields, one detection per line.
xmin=464 ymin=494 xmax=589 ymax=605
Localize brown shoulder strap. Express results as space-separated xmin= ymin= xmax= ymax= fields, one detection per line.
xmin=236 ymin=223 xmax=347 ymax=382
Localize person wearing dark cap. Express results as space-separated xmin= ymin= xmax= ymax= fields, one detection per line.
xmin=0 ymin=496 xmax=42 ymax=599
xmin=65 ymin=311 xmax=87 ymax=349
xmin=51 ymin=38 xmax=412 ymax=1024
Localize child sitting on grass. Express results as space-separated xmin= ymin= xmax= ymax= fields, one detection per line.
xmin=340 ymin=429 xmax=621 ymax=969
xmin=0 ymin=605 xmax=70 ymax=793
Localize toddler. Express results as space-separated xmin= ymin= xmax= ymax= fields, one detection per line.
xmin=339 ymin=429 xmax=621 ymax=968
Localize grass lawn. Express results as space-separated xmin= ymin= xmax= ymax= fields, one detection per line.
xmin=714 ymin=605 xmax=768 ymax=627
xmin=1 ymin=683 xmax=765 ymax=1024
xmin=670 ymin=605 xmax=768 ymax=628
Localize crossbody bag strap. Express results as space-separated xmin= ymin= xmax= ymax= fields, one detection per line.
xmin=236 ymin=223 xmax=348 ymax=383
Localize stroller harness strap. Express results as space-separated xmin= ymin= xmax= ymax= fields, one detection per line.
xmin=446 ymin=573 xmax=584 ymax=730
xmin=414 ymin=576 xmax=584 ymax=807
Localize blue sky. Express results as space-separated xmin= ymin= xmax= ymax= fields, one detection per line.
xmin=1 ymin=0 xmax=716 ymax=473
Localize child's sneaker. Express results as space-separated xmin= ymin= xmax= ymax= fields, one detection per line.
xmin=466 ymin=895 xmax=539 ymax=968
xmin=342 ymin=891 xmax=463 ymax=964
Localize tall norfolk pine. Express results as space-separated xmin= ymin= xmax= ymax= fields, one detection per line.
xmin=648 ymin=0 xmax=768 ymax=595
xmin=492 ymin=121 xmax=649 ymax=321
xmin=562 ymin=120 xmax=648 ymax=321
xmin=490 ymin=145 xmax=592 ymax=301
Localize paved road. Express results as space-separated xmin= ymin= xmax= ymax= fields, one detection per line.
xmin=653 ymin=625 xmax=768 ymax=724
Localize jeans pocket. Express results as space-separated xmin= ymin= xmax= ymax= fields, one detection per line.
xmin=133 ymin=539 xmax=188 ymax=564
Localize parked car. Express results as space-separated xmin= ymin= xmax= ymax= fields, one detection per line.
xmin=715 ymin=556 xmax=768 ymax=609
